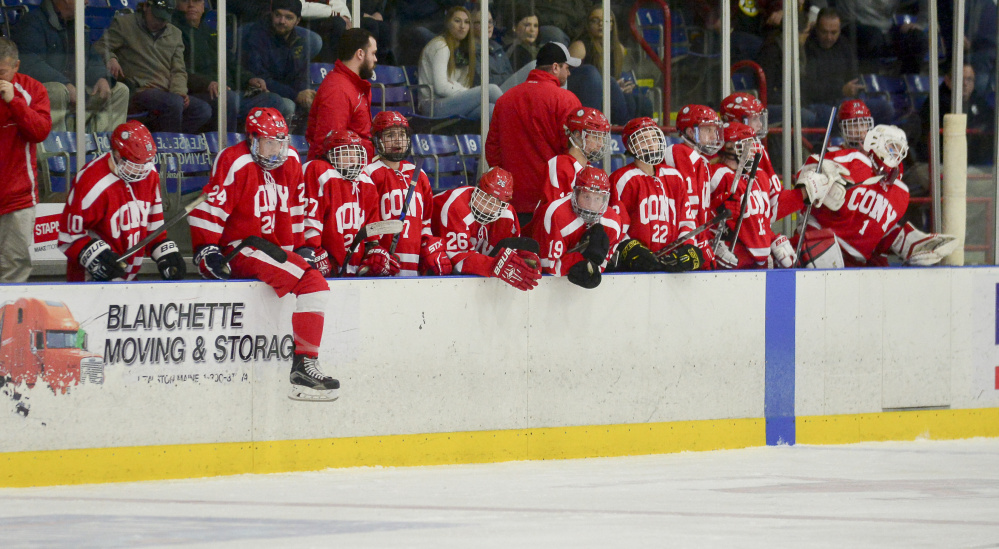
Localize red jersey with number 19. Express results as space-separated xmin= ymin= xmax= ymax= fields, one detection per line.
xmin=528 ymin=195 xmax=625 ymax=275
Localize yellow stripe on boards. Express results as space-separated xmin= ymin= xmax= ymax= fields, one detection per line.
xmin=797 ymin=408 xmax=999 ymax=445
xmin=1 ymin=418 xmax=763 ymax=488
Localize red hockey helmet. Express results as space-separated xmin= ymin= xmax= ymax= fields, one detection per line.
xmin=471 ymin=168 xmax=514 ymax=225
xmin=721 ymin=122 xmax=762 ymax=169
xmin=565 ymin=107 xmax=610 ymax=162
xmin=720 ymin=92 xmax=768 ymax=137
xmin=320 ymin=129 xmax=367 ymax=180
xmin=622 ymin=117 xmax=666 ymax=165
xmin=110 ymin=120 xmax=156 ymax=183
xmin=676 ymin=104 xmax=723 ymax=156
xmin=571 ymin=166 xmax=611 ymax=225
xmin=371 ymin=110 xmax=411 ymax=162
xmin=245 ymin=107 xmax=290 ymax=170
xmin=837 ymin=99 xmax=874 ymax=149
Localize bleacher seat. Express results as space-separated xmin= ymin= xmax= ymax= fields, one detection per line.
xmin=38 ymin=132 xmax=100 ymax=197
xmin=369 ymin=65 xmax=418 ymax=116
xmin=904 ymin=74 xmax=931 ymax=95
xmin=204 ymin=131 xmax=244 ymax=161
xmin=411 ymin=134 xmax=468 ymax=191
xmin=151 ymin=133 xmax=212 ymax=209
xmin=289 ymin=134 xmax=309 ymax=157
xmin=732 ymin=72 xmax=754 ymax=92
xmin=0 ymin=0 xmax=42 ymax=32
xmin=455 ymin=134 xmax=481 ymax=180
xmin=106 ymin=0 xmax=139 ymax=10
xmin=309 ymin=63 xmax=336 ymax=87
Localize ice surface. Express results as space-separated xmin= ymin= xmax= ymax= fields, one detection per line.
xmin=2 ymin=438 xmax=998 ymax=548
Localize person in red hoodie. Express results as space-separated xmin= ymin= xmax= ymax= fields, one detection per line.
xmin=305 ymin=28 xmax=377 ymax=161
xmin=486 ymin=41 xmax=582 ymax=225
xmin=0 ymin=38 xmax=52 ymax=283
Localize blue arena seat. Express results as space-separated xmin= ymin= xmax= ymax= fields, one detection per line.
xmin=455 ymin=134 xmax=481 ymax=179
xmin=37 ymin=132 xmax=99 ymax=197
xmin=411 ymin=134 xmax=468 ymax=191
xmin=151 ymin=133 xmax=212 ymax=209
xmin=289 ymin=134 xmax=309 ymax=157
xmin=309 ymin=63 xmax=336 ymax=87
xmin=204 ymin=132 xmax=244 ymax=160
xmin=369 ymin=65 xmax=419 ymax=116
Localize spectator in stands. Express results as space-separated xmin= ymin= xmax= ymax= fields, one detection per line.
xmin=531 ymin=0 xmax=594 ymax=46
xmin=173 ymin=0 xmax=238 ymax=131
xmin=835 ymin=0 xmax=925 ymax=73
xmin=95 ymin=0 xmax=211 ymax=133
xmin=964 ymin=0 xmax=996 ymax=96
xmin=919 ymin=62 xmax=995 ymax=165
xmin=306 ymin=28 xmax=375 ymax=162
xmin=802 ymin=9 xmax=894 ymax=129
xmin=241 ymin=0 xmax=320 ymax=126
xmin=471 ymin=9 xmax=514 ymax=89
xmin=567 ymin=6 xmax=651 ymax=125
xmin=486 ymin=42 xmax=582 ymax=224
xmin=0 ymin=38 xmax=51 ymax=283
xmin=14 ymin=0 xmax=129 ymax=133
xmin=505 ymin=11 xmax=539 ymax=71
xmin=417 ymin=6 xmax=502 ymax=119
xmin=299 ymin=0 xmax=350 ymax=63
xmin=396 ymin=0 xmax=465 ymax=66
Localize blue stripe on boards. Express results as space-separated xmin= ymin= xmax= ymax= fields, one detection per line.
xmin=765 ymin=270 xmax=796 ymax=446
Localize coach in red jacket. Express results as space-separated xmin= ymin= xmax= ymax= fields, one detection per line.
xmin=0 ymin=38 xmax=52 ymax=283
xmin=485 ymin=42 xmax=582 ymax=224
xmin=305 ymin=28 xmax=376 ymax=162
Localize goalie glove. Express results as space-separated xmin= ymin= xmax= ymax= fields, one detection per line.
xmin=890 ymin=222 xmax=961 ymax=266
xmin=567 ymin=259 xmax=601 ymax=289
xmin=491 ymin=247 xmax=542 ymax=290
xmin=358 ymin=245 xmax=400 ymax=276
xmin=798 ymin=162 xmax=847 ymax=211
xmin=770 ymin=234 xmax=796 ymax=268
xmin=714 ymin=242 xmax=739 ymax=269
xmin=419 ymin=236 xmax=453 ymax=276
xmin=80 ymin=239 xmax=127 ymax=281
xmin=659 ymin=244 xmax=703 ymax=273
xmin=194 ymin=245 xmax=231 ymax=280
xmin=617 ymin=239 xmax=662 ymax=272
xmin=295 ymin=246 xmax=332 ymax=277
xmin=151 ymin=240 xmax=186 ymax=280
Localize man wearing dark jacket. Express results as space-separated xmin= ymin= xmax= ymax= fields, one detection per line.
xmin=13 ymin=0 xmax=128 ymax=132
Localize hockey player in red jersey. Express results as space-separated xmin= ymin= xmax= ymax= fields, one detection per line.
xmin=189 ymin=107 xmax=338 ymax=402
xmin=356 ymin=111 xmax=451 ymax=277
xmin=302 ymin=129 xmax=375 ymax=276
xmin=709 ymin=122 xmax=796 ymax=269
xmin=796 ymin=100 xmax=881 ymax=203
xmin=536 ymin=107 xmax=611 ymax=209
xmin=431 ymin=167 xmax=542 ymax=290
xmin=664 ymin=104 xmax=723 ymax=266
xmin=796 ymin=125 xmax=959 ymax=267
xmin=528 ymin=166 xmax=624 ymax=288
xmin=58 ymin=121 xmax=185 ymax=282
xmin=719 ymin=92 xmax=782 ymax=191
xmin=609 ymin=117 xmax=702 ymax=272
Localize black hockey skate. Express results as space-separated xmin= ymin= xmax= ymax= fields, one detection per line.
xmin=289 ymin=354 xmax=339 ymax=402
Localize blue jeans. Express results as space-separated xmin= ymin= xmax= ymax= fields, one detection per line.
xmin=242 ymin=90 xmax=296 ymax=122
xmin=426 ymin=85 xmax=502 ymax=119
xmin=192 ymin=89 xmax=239 ymax=132
xmin=132 ymin=88 xmax=212 ymax=133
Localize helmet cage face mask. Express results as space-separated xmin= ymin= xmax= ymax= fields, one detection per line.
xmin=840 ymin=116 xmax=874 ymax=149
xmin=571 ymin=186 xmax=610 ymax=225
xmin=374 ymin=126 xmax=412 ymax=162
xmin=628 ymin=126 xmax=667 ymax=165
xmin=328 ymin=143 xmax=367 ymax=180
xmin=864 ymin=125 xmax=908 ymax=170
xmin=112 ymin=152 xmax=153 ymax=183
xmin=251 ymin=136 xmax=290 ymax=170
xmin=570 ymin=129 xmax=610 ymax=163
xmin=470 ymin=187 xmax=508 ymax=225
xmin=732 ymin=136 xmax=763 ymax=161
xmin=686 ymin=121 xmax=723 ymax=156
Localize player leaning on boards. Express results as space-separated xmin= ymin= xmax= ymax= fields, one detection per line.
xmin=188 ymin=107 xmax=339 ymax=402
xmin=431 ymin=167 xmax=543 ymax=291
xmin=58 ymin=121 xmax=186 ymax=282
xmin=535 ymin=106 xmax=611 ymax=211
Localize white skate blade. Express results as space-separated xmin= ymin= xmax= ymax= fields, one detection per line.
xmin=289 ymin=385 xmax=339 ymax=402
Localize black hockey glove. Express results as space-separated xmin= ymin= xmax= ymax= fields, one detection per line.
xmin=295 ymin=246 xmax=332 ymax=277
xmin=194 ymin=245 xmax=231 ymax=280
xmin=151 ymin=241 xmax=186 ymax=280
xmin=567 ymin=259 xmax=601 ymax=289
xmin=617 ymin=239 xmax=662 ymax=272
xmin=80 ymin=239 xmax=127 ymax=281
xmin=659 ymin=244 xmax=703 ymax=273
xmin=581 ymin=223 xmax=610 ymax=265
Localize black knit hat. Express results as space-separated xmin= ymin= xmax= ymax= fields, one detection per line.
xmin=271 ymin=0 xmax=302 ymax=18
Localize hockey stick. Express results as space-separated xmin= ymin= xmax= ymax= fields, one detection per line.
xmin=224 ymin=235 xmax=288 ymax=265
xmin=655 ymin=208 xmax=732 ymax=258
xmin=118 ymin=193 xmax=208 ymax=265
xmin=338 ymin=219 xmax=405 ymax=276
xmin=710 ymin=143 xmax=755 ymax=252
xmin=389 ymin=180 xmax=418 ymax=255
xmin=489 ymin=237 xmax=541 ymax=256
xmin=792 ymin=107 xmax=837 ymax=267
xmin=727 ymin=152 xmax=764 ymax=249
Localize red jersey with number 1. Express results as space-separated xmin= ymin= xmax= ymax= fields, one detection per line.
xmin=357 ymin=158 xmax=434 ymax=276
xmin=431 ymin=186 xmax=521 ymax=276
xmin=709 ymin=163 xmax=780 ymax=268
xmin=807 ymin=177 xmax=909 ymax=266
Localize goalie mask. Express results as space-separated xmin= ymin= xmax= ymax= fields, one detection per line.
xmin=471 ymin=168 xmax=514 ymax=225
xmin=320 ymin=129 xmax=367 ymax=181
xmin=676 ymin=104 xmax=723 ymax=156
xmin=571 ymin=166 xmax=611 ymax=225
xmin=721 ymin=122 xmax=762 ymax=171
xmin=863 ymin=124 xmax=908 ymax=172
xmin=110 ymin=120 xmax=156 ymax=183
xmin=245 ymin=108 xmax=290 ymax=170
xmin=371 ymin=111 xmax=412 ymax=162
xmin=720 ymin=92 xmax=768 ymax=138
xmin=565 ymin=107 xmax=611 ymax=163
xmin=622 ymin=117 xmax=667 ymax=165
xmin=838 ymin=99 xmax=874 ymax=149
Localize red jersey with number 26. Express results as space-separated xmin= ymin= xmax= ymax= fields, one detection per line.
xmin=431 ymin=186 xmax=521 ymax=276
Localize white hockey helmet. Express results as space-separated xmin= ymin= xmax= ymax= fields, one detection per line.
xmin=863 ymin=124 xmax=908 ymax=171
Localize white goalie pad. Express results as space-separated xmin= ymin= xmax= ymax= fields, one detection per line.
xmin=798 ymin=230 xmax=845 ymax=269
xmin=891 ymin=223 xmax=961 ymax=266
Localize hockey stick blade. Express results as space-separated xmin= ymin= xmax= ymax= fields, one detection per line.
xmin=490 ymin=237 xmax=541 ymax=256
xmin=118 ymin=193 xmax=208 ymax=264
xmin=657 ymin=209 xmax=732 ymax=258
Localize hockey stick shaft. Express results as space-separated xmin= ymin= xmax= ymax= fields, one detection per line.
xmin=118 ymin=193 xmax=208 ymax=263
xmin=224 ymin=235 xmax=288 ymax=264
xmin=792 ymin=107 xmax=838 ymax=267
xmin=389 ymin=181 xmax=417 ymax=255
xmin=657 ymin=209 xmax=731 ymax=258
xmin=728 ymin=152 xmax=764 ymax=248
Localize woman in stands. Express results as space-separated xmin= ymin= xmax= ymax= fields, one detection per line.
xmin=505 ymin=11 xmax=539 ymax=71
xmin=416 ymin=6 xmax=502 ymax=119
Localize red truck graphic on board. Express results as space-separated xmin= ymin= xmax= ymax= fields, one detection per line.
xmin=0 ymin=298 xmax=104 ymax=394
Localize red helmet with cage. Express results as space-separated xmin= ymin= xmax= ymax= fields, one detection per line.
xmin=471 ymin=168 xmax=514 ymax=225
xmin=622 ymin=117 xmax=667 ymax=165
xmin=245 ymin=108 xmax=290 ymax=170
xmin=571 ymin=166 xmax=611 ymax=225
xmin=565 ymin=107 xmax=611 ymax=163
xmin=371 ymin=110 xmax=412 ymax=162
xmin=110 ymin=120 xmax=156 ymax=183
xmin=721 ymin=122 xmax=762 ymax=169
xmin=675 ymin=104 xmax=723 ymax=156
xmin=720 ymin=92 xmax=768 ymax=137
xmin=320 ymin=129 xmax=367 ymax=180
xmin=837 ymin=99 xmax=874 ymax=149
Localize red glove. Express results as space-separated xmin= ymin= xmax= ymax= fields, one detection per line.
xmin=419 ymin=236 xmax=453 ymax=276
xmin=491 ymin=247 xmax=542 ymax=291
xmin=358 ymin=245 xmax=400 ymax=277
